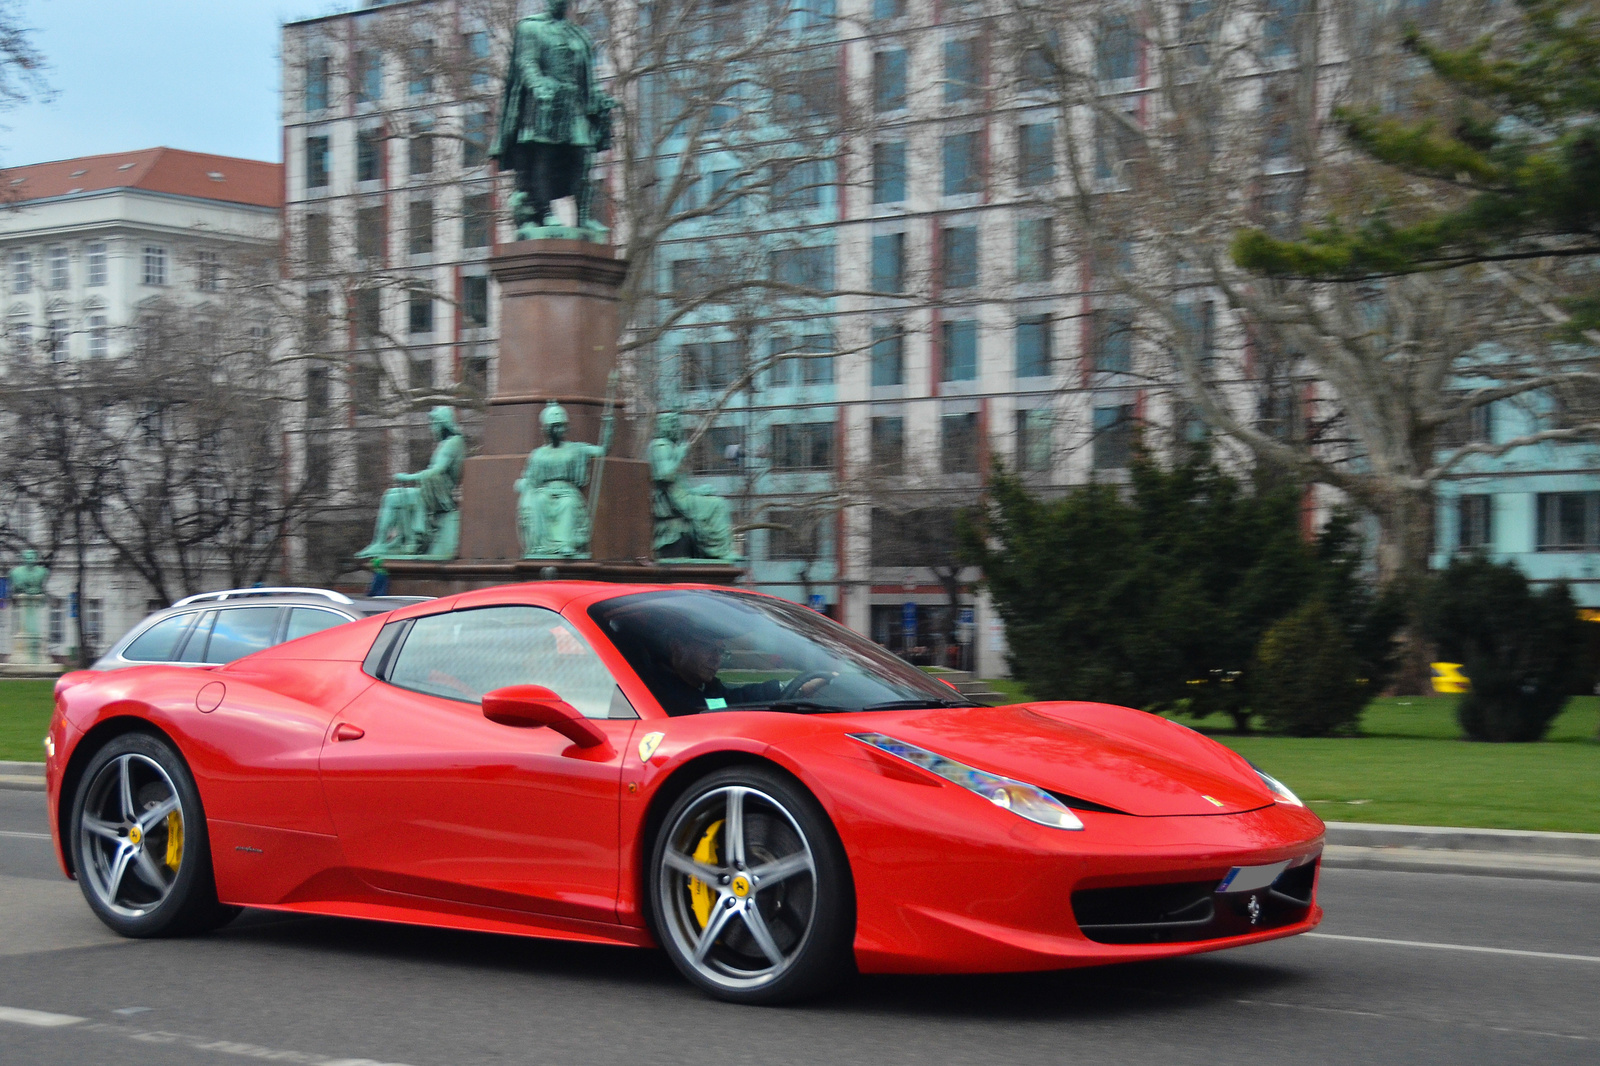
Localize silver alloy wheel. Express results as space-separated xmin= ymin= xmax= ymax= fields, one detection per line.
xmin=657 ymin=785 xmax=819 ymax=991
xmin=77 ymin=753 xmax=186 ymax=919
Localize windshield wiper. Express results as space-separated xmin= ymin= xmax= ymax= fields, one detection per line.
xmin=753 ymin=700 xmax=837 ymax=714
xmin=860 ymin=698 xmax=979 ymax=711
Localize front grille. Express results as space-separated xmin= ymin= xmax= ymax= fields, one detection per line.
xmin=1072 ymin=860 xmax=1318 ymax=945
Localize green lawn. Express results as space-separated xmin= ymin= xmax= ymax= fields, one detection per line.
xmin=980 ymin=684 xmax=1600 ymax=834
xmin=0 ymin=679 xmax=53 ymax=762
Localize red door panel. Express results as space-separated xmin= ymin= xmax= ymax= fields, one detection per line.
xmin=319 ymin=682 xmax=634 ymax=925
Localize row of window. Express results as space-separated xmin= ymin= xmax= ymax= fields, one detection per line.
xmin=301 ymin=193 xmax=494 ymax=268
xmin=1458 ymin=492 xmax=1600 ymax=552
xmin=5 ymin=244 xmax=217 ymax=293
xmin=307 ymin=277 xmax=491 ymax=349
xmin=305 ymin=114 xmax=492 ymax=192
xmin=868 ymin=220 xmax=1055 ymax=292
xmin=304 ymin=33 xmax=494 ymax=113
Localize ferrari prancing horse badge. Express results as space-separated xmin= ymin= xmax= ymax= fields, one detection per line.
xmin=638 ymin=732 xmax=665 ymax=762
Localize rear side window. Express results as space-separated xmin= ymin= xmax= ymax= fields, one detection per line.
xmin=178 ymin=612 xmax=220 ymax=662
xmin=202 ymin=606 xmax=285 ymax=664
xmin=286 ymin=607 xmax=347 ymax=642
xmin=123 ymin=613 xmax=199 ymax=662
xmin=387 ymin=606 xmax=617 ymax=718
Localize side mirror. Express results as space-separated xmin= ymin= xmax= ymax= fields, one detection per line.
xmin=483 ymin=685 xmax=608 ymax=748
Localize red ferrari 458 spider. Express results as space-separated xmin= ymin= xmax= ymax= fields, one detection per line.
xmin=45 ymin=582 xmax=1324 ymax=1003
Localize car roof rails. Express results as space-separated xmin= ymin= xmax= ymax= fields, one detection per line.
xmin=171 ymin=587 xmax=357 ymax=608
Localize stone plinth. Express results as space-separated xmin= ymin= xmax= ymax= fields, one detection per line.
xmin=387 ymin=239 xmax=741 ymax=596
xmin=3 ymin=595 xmax=62 ymax=677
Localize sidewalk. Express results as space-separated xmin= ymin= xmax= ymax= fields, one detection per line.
xmin=5 ymin=760 xmax=1598 ymax=881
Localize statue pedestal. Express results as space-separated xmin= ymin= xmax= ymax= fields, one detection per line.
xmin=388 ymin=240 xmax=741 ymax=596
xmin=3 ymin=594 xmax=62 ymax=677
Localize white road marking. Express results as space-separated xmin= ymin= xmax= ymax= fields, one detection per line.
xmin=0 ymin=1005 xmax=85 ymax=1027
xmin=0 ymin=830 xmax=51 ymax=840
xmin=1308 ymin=931 xmax=1600 ymax=964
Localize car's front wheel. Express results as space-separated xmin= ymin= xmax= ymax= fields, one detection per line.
xmin=649 ymin=765 xmax=853 ymax=1004
xmin=69 ymin=732 xmax=238 ymax=937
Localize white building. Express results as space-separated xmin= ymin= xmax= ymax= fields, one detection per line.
xmin=0 ymin=147 xmax=281 ymax=661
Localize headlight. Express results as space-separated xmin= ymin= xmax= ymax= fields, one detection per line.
xmin=1254 ymin=766 xmax=1304 ymax=807
xmin=850 ymin=732 xmax=1084 ymax=830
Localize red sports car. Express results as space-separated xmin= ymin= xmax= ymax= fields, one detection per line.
xmin=44 ymin=582 xmax=1324 ymax=1003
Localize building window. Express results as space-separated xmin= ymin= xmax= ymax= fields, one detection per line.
xmin=1018 ymin=122 xmax=1055 ymax=186
xmin=47 ymin=246 xmax=68 ymax=290
xmin=709 ymin=168 xmax=745 ymax=217
xmin=305 ymin=134 xmax=330 ymax=190
xmin=305 ymin=290 xmax=330 ymax=349
xmin=47 ymin=315 xmax=69 ymax=361
xmin=873 ymin=0 xmax=905 ymax=18
xmin=305 ymin=214 xmax=330 ymax=268
xmin=305 ymin=432 xmax=331 ymax=492
xmin=466 ymin=30 xmax=491 ymax=89
xmin=409 ymin=355 xmax=433 ymax=394
xmin=353 ymin=288 xmax=382 ymax=339
xmin=463 ymin=192 xmax=492 ymax=248
xmin=941 ymin=226 xmax=978 ymax=288
xmin=1536 ymin=493 xmax=1600 ymax=551
xmin=1093 ymin=308 xmax=1134 ymax=373
xmin=871 ymin=415 xmax=904 ymax=474
xmin=8 ymin=314 xmax=30 ymax=355
xmin=1439 ymin=399 xmax=1495 ymax=449
xmin=941 ymin=412 xmax=979 ymax=473
xmin=771 ymin=332 xmax=835 ymax=387
xmin=462 ymin=275 xmax=489 ymax=327
xmin=683 ymin=340 xmax=741 ymax=390
xmin=773 ymin=158 xmax=828 ymax=211
xmin=356 ymin=49 xmax=383 ymax=104
xmin=1016 ymin=408 xmax=1053 ymax=471
xmin=305 ymin=56 xmax=331 ymax=112
xmin=195 ymin=250 xmax=221 ymax=292
xmin=307 ymin=365 xmax=330 ymax=417
xmin=1264 ymin=0 xmax=1304 ymax=60
xmin=141 ymin=246 xmax=168 ymax=287
xmin=356 ymin=206 xmax=385 ymax=261
xmin=942 ymin=131 xmax=982 ymax=196
xmin=768 ymin=509 xmax=821 ymax=561
xmin=409 ymin=118 xmax=434 ymax=175
xmin=1097 ymin=15 xmax=1139 ymax=83
xmin=1173 ymin=299 xmax=1214 ymax=366
xmin=769 ymin=245 xmax=835 ymax=289
xmin=871 ymin=325 xmax=904 ymax=387
xmin=874 ymin=49 xmax=907 ymax=112
xmin=408 ymin=200 xmax=434 ymax=256
xmin=691 ymin=426 xmax=743 ymax=475
xmin=88 ymin=314 xmax=108 ymax=358
xmin=941 ymin=319 xmax=978 ymax=381
xmin=357 ymin=127 xmax=383 ymax=182
xmin=1016 ymin=315 xmax=1051 ymax=378
xmin=771 ymin=422 xmax=835 ymax=471
xmin=408 ymin=41 xmax=435 ymax=97
xmin=463 ymin=109 xmax=491 ymax=168
xmin=944 ymin=38 xmax=980 ymax=103
xmin=872 ymin=141 xmax=906 ymax=203
xmin=409 ymin=288 xmax=434 ymax=334
xmin=86 ymin=243 xmax=107 ymax=287
xmin=1093 ymin=404 xmax=1136 ymax=469
xmin=11 ymin=250 xmax=31 ymax=294
xmin=1457 ymin=495 xmax=1493 ymax=551
xmin=871 ymin=232 xmax=905 ymax=293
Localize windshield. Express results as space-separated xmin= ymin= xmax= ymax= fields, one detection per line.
xmin=590 ymin=590 xmax=974 ymax=717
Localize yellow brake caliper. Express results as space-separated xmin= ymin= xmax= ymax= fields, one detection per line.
xmin=687 ymin=820 xmax=723 ymax=929
xmin=164 ymin=810 xmax=185 ymax=871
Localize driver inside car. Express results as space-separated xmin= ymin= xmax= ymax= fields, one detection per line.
xmin=650 ymin=630 xmax=834 ymax=716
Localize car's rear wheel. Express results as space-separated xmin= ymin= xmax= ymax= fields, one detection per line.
xmin=649 ymin=766 xmax=852 ymax=1004
xmin=69 ymin=732 xmax=238 ymax=937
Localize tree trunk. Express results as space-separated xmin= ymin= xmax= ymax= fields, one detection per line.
xmin=1376 ymin=485 xmax=1437 ymax=696
xmin=72 ymin=513 xmax=94 ymax=668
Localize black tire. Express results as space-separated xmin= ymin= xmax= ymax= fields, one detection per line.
xmin=647 ymin=765 xmax=853 ymax=1004
xmin=68 ymin=731 xmax=238 ymax=938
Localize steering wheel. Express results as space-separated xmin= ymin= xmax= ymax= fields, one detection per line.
xmin=779 ymin=670 xmax=836 ymax=701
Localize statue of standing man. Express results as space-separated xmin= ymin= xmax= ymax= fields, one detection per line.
xmin=491 ymin=0 xmax=615 ymax=241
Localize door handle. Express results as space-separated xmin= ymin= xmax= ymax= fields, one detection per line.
xmin=333 ymin=723 xmax=365 ymax=742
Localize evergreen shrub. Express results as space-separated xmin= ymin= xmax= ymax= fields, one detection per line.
xmin=1251 ymin=599 xmax=1367 ymax=737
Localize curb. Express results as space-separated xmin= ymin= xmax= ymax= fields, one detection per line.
xmin=1324 ymin=820 xmax=1600 ymax=858
xmin=1321 ymin=845 xmax=1600 ymax=883
xmin=0 ymin=761 xmax=44 ymax=793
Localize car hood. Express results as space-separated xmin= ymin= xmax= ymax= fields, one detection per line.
xmin=842 ymin=702 xmax=1274 ymax=817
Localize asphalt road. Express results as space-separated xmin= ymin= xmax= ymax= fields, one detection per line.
xmin=1 ymin=789 xmax=1596 ymax=1066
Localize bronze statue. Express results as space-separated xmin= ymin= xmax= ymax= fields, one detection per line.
xmin=491 ymin=0 xmax=615 ymax=240
xmin=357 ymin=406 xmax=466 ymax=560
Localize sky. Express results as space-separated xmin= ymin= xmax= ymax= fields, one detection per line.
xmin=0 ymin=0 xmax=358 ymax=168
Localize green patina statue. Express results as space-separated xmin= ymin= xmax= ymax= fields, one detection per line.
xmin=649 ymin=412 xmax=738 ymax=561
xmin=516 ymin=401 xmax=613 ymax=558
xmin=491 ymin=0 xmax=615 ymax=241
xmin=7 ymin=549 xmax=48 ymax=596
xmin=357 ymin=406 xmax=466 ymax=561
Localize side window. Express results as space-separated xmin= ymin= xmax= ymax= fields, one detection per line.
xmin=286 ymin=607 xmax=347 ymax=642
xmin=387 ymin=606 xmax=617 ymax=718
xmin=178 ymin=612 xmax=220 ymax=662
xmin=203 ymin=606 xmax=285 ymax=664
xmin=123 ymin=613 xmax=199 ymax=662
